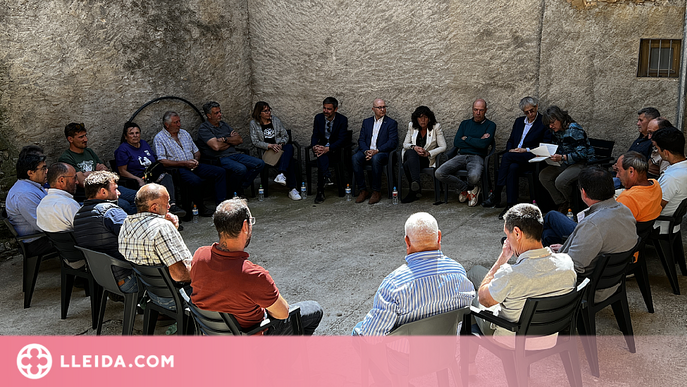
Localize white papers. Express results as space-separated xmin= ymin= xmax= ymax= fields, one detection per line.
xmin=528 ymin=143 xmax=560 ymax=166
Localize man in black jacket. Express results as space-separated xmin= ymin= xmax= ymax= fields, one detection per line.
xmin=311 ymin=97 xmax=349 ymax=203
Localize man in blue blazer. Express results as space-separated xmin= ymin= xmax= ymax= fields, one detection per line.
xmin=352 ymin=99 xmax=398 ymax=204
xmin=483 ymin=97 xmax=551 ymax=218
xmin=311 ymin=97 xmax=349 ymax=204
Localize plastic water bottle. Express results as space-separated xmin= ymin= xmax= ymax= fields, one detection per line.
xmin=345 ymin=184 xmax=352 ymax=201
xmin=301 ymin=182 xmax=307 ymax=199
xmin=567 ymin=208 xmax=574 ymax=220
xmin=532 ymin=200 xmax=538 ymax=207
xmin=258 ymin=185 xmax=265 ymax=201
xmin=392 ymin=186 xmax=399 ymax=205
xmin=192 ymin=205 xmax=199 ymax=224
xmin=233 ymin=192 xmax=239 ymax=199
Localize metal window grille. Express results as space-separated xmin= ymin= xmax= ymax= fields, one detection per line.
xmin=638 ymin=39 xmax=681 ymax=78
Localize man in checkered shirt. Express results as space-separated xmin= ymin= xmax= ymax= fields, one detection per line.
xmin=119 ymin=183 xmax=192 ymax=310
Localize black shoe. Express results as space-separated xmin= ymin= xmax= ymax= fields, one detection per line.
xmin=177 ymin=224 xmax=184 ymax=232
xmin=498 ymin=205 xmax=514 ymax=220
xmin=401 ymin=192 xmax=419 ymax=204
xmin=315 ymin=191 xmax=325 ymax=204
xmin=482 ymin=192 xmax=501 ymax=208
xmin=169 ymin=205 xmax=186 ymax=218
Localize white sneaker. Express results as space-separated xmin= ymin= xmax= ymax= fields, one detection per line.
xmin=468 ymin=185 xmax=481 ymax=207
xmin=274 ymin=173 xmax=287 ymax=186
xmin=288 ymin=188 xmax=302 ymax=201
xmin=458 ymin=191 xmax=468 ymax=203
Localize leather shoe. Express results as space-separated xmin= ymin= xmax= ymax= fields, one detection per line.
xmin=197 ymin=206 xmax=215 ymax=217
xmin=368 ymin=191 xmax=381 ymax=204
xmin=356 ymin=189 xmax=370 ymax=203
xmin=482 ymin=192 xmax=501 ymax=208
xmin=315 ymin=190 xmax=325 ymax=204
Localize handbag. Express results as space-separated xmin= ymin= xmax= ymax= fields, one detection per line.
xmin=143 ymin=161 xmax=167 ymax=183
xmin=262 ymin=148 xmax=284 ymax=166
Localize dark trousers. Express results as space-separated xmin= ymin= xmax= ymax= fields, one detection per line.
xmin=542 ymin=211 xmax=577 ymax=246
xmin=495 ymin=151 xmax=536 ymax=205
xmin=276 ymin=144 xmax=298 ymax=189
xmin=352 ymin=150 xmax=389 ymax=192
xmin=316 ymin=150 xmax=340 ymax=190
xmin=268 ymin=300 xmax=324 ymax=336
xmin=403 ymin=149 xmax=430 ymax=188
xmin=177 ymin=164 xmax=227 ymax=208
xmin=219 ymin=153 xmax=265 ymax=190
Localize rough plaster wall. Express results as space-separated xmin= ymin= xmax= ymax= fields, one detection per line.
xmin=247 ymin=0 xmax=546 ymax=147
xmin=540 ymin=0 xmax=684 ymax=150
xmin=0 ymin=0 xmax=252 ymax=191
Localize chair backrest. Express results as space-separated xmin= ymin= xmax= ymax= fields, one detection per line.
xmin=130 ymin=263 xmax=183 ymax=308
xmin=589 ymin=138 xmax=614 ymax=161
xmin=388 ymin=307 xmax=470 ymax=336
xmin=179 ymin=288 xmax=239 ymax=335
xmin=669 ymin=197 xmax=687 ymax=225
xmin=44 ymin=231 xmax=86 ymax=264
xmin=518 ymin=278 xmax=590 ymax=336
xmin=75 ymin=246 xmax=133 ymax=295
xmin=589 ymin=239 xmax=639 ymax=293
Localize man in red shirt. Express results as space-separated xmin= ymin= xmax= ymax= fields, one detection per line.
xmin=190 ymin=199 xmax=323 ymax=335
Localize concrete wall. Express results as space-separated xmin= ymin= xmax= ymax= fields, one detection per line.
xmin=1 ymin=0 xmax=685 ymax=192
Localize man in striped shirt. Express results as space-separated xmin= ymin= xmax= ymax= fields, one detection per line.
xmin=353 ymin=212 xmax=475 ymax=336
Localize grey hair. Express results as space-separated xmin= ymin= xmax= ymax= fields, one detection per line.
xmin=519 ymin=96 xmax=539 ymax=111
xmin=404 ymin=212 xmax=439 ymax=241
xmin=620 ymin=151 xmax=648 ymax=175
xmin=162 ymin=111 xmax=179 ymax=127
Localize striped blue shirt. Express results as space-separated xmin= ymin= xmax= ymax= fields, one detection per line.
xmin=355 ymin=250 xmax=475 ymax=336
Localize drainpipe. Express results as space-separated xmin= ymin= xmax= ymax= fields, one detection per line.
xmin=677 ymin=5 xmax=687 ymax=131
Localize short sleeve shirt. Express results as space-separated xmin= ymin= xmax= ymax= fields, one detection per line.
xmin=58 ymin=148 xmax=103 ymax=173
xmin=197 ymin=121 xmax=237 ymax=158
xmin=114 ymin=140 xmax=157 ymax=177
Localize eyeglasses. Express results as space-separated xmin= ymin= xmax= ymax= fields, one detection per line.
xmin=246 ymin=217 xmax=256 ymax=225
xmin=523 ymin=109 xmax=536 ymax=115
xmin=35 ymin=165 xmax=48 ymax=171
xmin=262 ymin=108 xmax=271 ymax=113
xmin=373 ymin=106 xmax=387 ymax=110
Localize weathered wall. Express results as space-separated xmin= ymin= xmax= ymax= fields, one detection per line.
xmin=0 ymin=0 xmax=252 ymax=191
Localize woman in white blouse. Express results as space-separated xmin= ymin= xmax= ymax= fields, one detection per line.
xmin=401 ymin=106 xmax=447 ymax=203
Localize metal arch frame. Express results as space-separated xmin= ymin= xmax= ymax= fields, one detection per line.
xmin=127 ymin=96 xmax=206 ymax=123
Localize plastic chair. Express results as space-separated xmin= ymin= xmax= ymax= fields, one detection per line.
xmin=577 ymin=240 xmax=640 ymax=378
xmin=588 ymin=138 xmax=615 ymax=168
xmin=44 ymin=231 xmax=101 ymax=330
xmin=130 ymin=263 xmax=193 ymax=335
xmin=179 ymin=288 xmax=303 ymax=335
xmin=442 ymin=139 xmax=495 ymax=203
xmin=1 ymin=211 xmax=58 ymax=308
xmin=75 ymin=246 xmax=142 ymax=335
xmin=305 ymin=130 xmax=353 ymax=197
xmin=385 ymin=307 xmax=471 ymax=387
xmin=648 ymin=197 xmax=687 ymax=295
xmin=255 ymin=129 xmax=302 ymax=198
xmin=463 ymin=278 xmax=590 ymax=387
xmin=396 ymin=148 xmax=446 ymax=204
xmin=626 ymin=220 xmax=657 ymax=312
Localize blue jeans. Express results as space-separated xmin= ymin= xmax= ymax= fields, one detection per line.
xmin=352 ymin=150 xmax=389 ymax=192
xmin=118 ymin=274 xmax=139 ymax=294
xmin=118 ymin=186 xmax=137 ymax=215
xmin=276 ymin=144 xmax=298 ymax=189
xmin=542 ymin=211 xmax=577 ymax=246
xmin=219 ymin=153 xmax=265 ymax=190
xmin=177 ymin=164 xmax=227 ymax=205
xmin=268 ymin=301 xmax=323 ymax=336
xmin=147 ymin=292 xmax=176 ymax=311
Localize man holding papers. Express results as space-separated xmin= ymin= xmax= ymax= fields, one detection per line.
xmin=483 ymin=97 xmax=550 ymax=218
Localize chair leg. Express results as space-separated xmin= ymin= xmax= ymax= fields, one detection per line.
xmin=672 ymin=232 xmax=687 ymax=276
xmin=560 ymin=346 xmax=582 ymax=387
xmin=97 ymin=289 xmax=108 ymax=335
xmin=610 ymin=299 xmax=636 ymax=353
xmin=633 ymin=256 xmax=654 ymax=313
xmin=61 ymin=271 xmax=75 ymax=319
xmin=501 ymin=353 xmax=521 ymax=387
xmin=335 ymin=163 xmax=345 ymax=197
xmin=654 ymin=238 xmax=680 ymax=294
xmin=261 ymin=169 xmax=269 ymax=198
xmin=122 ymin=293 xmax=138 ymax=335
xmin=143 ymin=309 xmax=158 ymax=335
xmin=88 ymin=279 xmax=100 ymax=330
xmin=23 ymin=254 xmax=42 ymax=308
xmin=306 ymin=159 xmax=313 ymax=196
xmin=578 ymin=310 xmax=600 ymax=377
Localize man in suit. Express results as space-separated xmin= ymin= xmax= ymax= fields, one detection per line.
xmin=483 ymin=97 xmax=551 ymax=218
xmin=311 ymin=97 xmax=349 ymax=204
xmin=352 ymin=98 xmax=398 ymax=204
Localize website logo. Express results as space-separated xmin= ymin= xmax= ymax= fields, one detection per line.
xmin=17 ymin=344 xmax=52 ymax=380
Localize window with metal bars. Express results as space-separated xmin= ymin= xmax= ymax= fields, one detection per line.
xmin=637 ymin=39 xmax=681 ymax=78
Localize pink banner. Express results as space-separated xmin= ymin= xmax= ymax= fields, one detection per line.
xmin=2 ymin=336 xmax=685 ymax=386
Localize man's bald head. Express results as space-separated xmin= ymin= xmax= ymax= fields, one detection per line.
xmin=404 ymin=212 xmax=441 ymax=252
xmin=135 ymin=183 xmax=168 ymax=213
xmin=472 ymin=98 xmax=487 ymax=122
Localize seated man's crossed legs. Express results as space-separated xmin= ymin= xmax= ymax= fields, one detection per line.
xmin=435 ymin=154 xmax=483 ymax=206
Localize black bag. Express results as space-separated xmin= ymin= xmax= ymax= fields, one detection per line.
xmin=143 ymin=161 xmax=167 ymax=183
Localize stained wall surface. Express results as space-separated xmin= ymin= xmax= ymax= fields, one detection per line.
xmin=1 ymin=0 xmax=685 ymax=190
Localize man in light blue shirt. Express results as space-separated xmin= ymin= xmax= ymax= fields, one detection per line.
xmin=353 ymin=212 xmax=475 ymax=336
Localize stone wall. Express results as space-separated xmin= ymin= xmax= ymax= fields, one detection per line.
xmin=1 ymin=0 xmax=685 ymax=195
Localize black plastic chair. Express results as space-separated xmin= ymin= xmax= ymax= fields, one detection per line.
xmin=305 ymin=130 xmax=353 ymax=197
xmin=352 ymin=146 xmax=398 ymax=199
xmin=577 ymin=241 xmax=640 ymax=378
xmin=44 ymin=231 xmax=101 ymax=330
xmin=442 ymin=140 xmax=496 ymax=203
xmin=386 ymin=307 xmax=470 ymax=387
xmin=396 ymin=148 xmax=446 ymax=204
xmin=179 ymin=288 xmax=303 ymax=335
xmin=648 ymin=197 xmax=687 ymax=295
xmin=75 ymin=246 xmax=142 ymax=335
xmin=626 ymin=220 xmax=657 ymax=313
xmin=463 ymin=278 xmax=590 ymax=387
xmin=130 ymin=263 xmax=193 ymax=335
xmin=255 ymin=129 xmax=302 ymax=198
xmin=1 ymin=211 xmax=58 ymax=308
xmin=587 ymin=138 xmax=615 ymax=168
